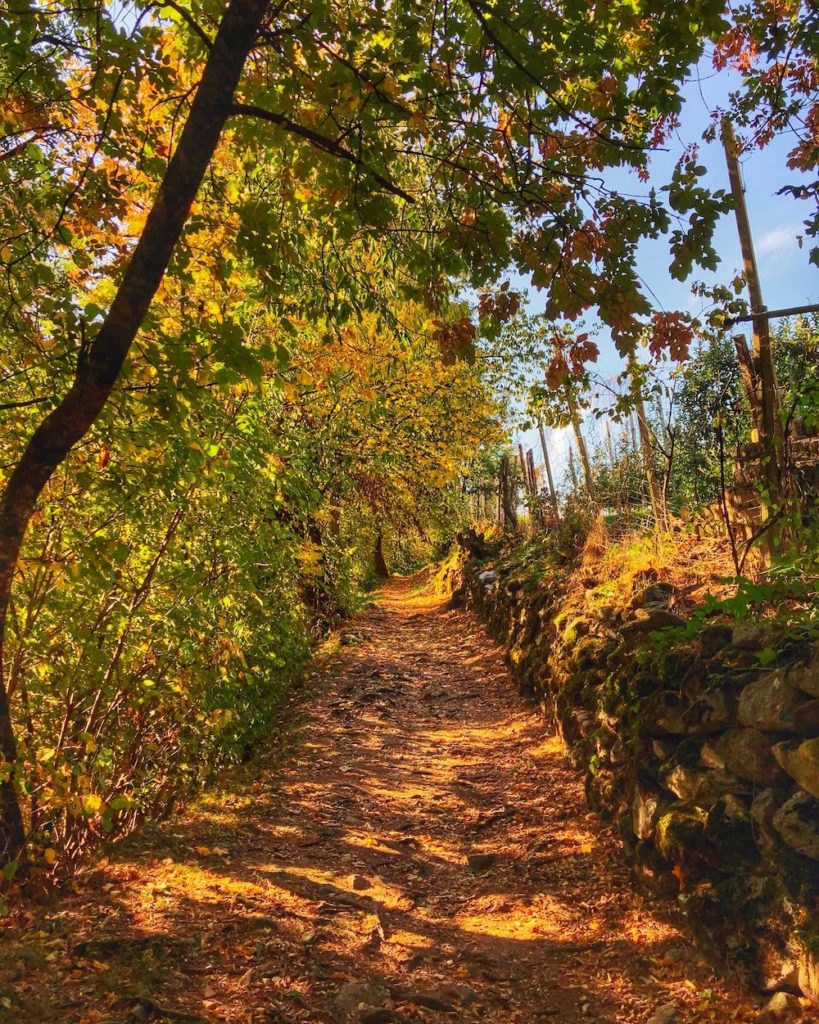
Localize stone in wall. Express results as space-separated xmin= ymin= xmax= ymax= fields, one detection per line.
xmin=649 ymin=688 xmax=735 ymax=735
xmin=772 ymin=791 xmax=819 ymax=860
xmin=655 ymin=804 xmax=709 ymax=869
xmin=738 ymin=668 xmax=819 ymax=733
xmin=701 ymin=728 xmax=788 ymax=786
xmin=633 ymin=780 xmax=667 ymax=840
xmin=660 ymin=761 xmax=751 ymax=808
xmin=732 ymin=623 xmax=780 ymax=651
xmin=792 ymin=654 xmax=819 ymax=697
xmin=698 ymin=623 xmax=733 ymax=658
xmin=798 ymin=950 xmax=819 ymax=1005
xmin=772 ymin=737 xmax=819 ymax=798
xmin=621 ymin=606 xmax=687 ymax=636
xmin=749 ymin=786 xmax=794 ymax=850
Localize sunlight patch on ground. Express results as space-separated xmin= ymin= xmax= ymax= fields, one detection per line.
xmin=0 ymin=569 xmax=763 ymax=1024
xmin=455 ymin=904 xmax=576 ymax=942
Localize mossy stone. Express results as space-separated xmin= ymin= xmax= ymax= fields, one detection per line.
xmin=656 ymin=803 xmax=709 ymax=864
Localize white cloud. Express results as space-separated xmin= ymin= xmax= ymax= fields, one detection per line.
xmin=756 ymin=224 xmax=801 ymax=261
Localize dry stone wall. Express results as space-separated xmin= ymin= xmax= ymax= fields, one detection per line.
xmin=447 ymin=547 xmax=819 ymax=1005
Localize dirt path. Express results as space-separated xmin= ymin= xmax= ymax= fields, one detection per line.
xmin=1 ymin=574 xmax=762 ymax=1024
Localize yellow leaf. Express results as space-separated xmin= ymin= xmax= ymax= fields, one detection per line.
xmin=43 ymin=848 xmax=57 ymax=865
xmin=81 ymin=793 xmax=103 ymax=815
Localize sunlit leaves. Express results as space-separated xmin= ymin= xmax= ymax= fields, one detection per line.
xmin=663 ymin=160 xmax=731 ymax=281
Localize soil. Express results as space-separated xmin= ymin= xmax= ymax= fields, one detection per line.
xmin=0 ymin=574 xmax=764 ymax=1024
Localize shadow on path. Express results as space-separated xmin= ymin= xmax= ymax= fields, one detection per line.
xmin=0 ymin=573 xmax=762 ymax=1023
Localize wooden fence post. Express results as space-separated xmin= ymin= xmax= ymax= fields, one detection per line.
xmin=605 ymin=418 xmax=616 ymax=469
xmin=518 ymin=443 xmax=533 ymax=499
xmin=722 ymin=118 xmax=783 ymax=519
xmin=627 ymin=351 xmax=666 ymax=528
xmin=537 ymin=421 xmax=560 ymax=518
xmin=526 ymin=449 xmax=537 ymax=495
xmin=563 ymin=383 xmax=595 ymax=497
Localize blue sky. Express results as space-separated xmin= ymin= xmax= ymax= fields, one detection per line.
xmin=626 ymin=58 xmax=817 ymax=362
xmin=514 ymin=54 xmax=818 ymax=487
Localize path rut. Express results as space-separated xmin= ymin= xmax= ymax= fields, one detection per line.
xmin=1 ymin=574 xmax=761 ymax=1024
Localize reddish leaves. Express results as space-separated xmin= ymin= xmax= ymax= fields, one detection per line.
xmin=648 ymin=312 xmax=693 ymax=362
xmin=544 ymin=331 xmax=599 ymax=389
xmin=478 ymin=284 xmax=521 ymax=326
xmin=434 ymin=316 xmax=478 ymax=364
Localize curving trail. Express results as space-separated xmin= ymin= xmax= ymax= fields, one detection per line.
xmin=1 ymin=574 xmax=761 ymax=1024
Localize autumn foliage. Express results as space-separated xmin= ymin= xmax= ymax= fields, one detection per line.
xmin=0 ymin=0 xmax=815 ymax=877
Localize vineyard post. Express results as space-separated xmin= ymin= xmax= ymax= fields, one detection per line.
xmin=721 ymin=118 xmax=783 ymax=529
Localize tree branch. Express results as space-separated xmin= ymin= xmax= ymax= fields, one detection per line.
xmin=230 ymin=102 xmax=415 ymax=204
xmin=155 ymin=1 xmax=213 ymax=49
xmin=0 ymin=396 xmax=50 ymax=412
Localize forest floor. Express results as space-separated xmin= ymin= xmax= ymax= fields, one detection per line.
xmin=0 ymin=573 xmax=764 ymax=1024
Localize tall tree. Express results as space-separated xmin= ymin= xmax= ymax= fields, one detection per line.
xmin=0 ymin=0 xmax=272 ymax=861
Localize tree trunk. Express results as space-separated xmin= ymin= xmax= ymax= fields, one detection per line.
xmin=499 ymin=453 xmax=518 ymax=530
xmin=537 ymin=421 xmax=560 ymax=518
xmin=564 ymin=385 xmax=595 ymax=498
xmin=627 ymin=353 xmax=666 ymax=528
xmin=0 ymin=0 xmax=270 ymax=863
xmin=373 ymin=532 xmax=390 ymax=579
